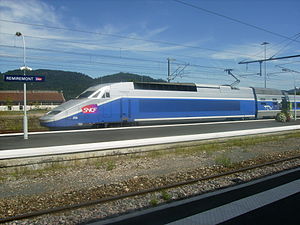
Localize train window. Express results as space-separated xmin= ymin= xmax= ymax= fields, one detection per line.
xmin=272 ymin=98 xmax=277 ymax=101
xmin=134 ymin=82 xmax=197 ymax=92
xmin=100 ymin=92 xmax=110 ymax=98
xmin=292 ymin=103 xmax=300 ymax=108
xmin=91 ymin=90 xmax=102 ymax=98
xmin=260 ymin=98 xmax=266 ymax=101
xmin=254 ymin=88 xmax=283 ymax=95
xmin=77 ymin=91 xmax=95 ymax=99
xmin=197 ymin=86 xmax=220 ymax=89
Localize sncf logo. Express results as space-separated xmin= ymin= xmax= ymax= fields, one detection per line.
xmin=82 ymin=104 xmax=98 ymax=114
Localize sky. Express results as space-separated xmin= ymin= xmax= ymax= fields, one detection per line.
xmin=0 ymin=0 xmax=300 ymax=90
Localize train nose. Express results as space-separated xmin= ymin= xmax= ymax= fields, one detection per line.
xmin=40 ymin=114 xmax=52 ymax=122
xmin=39 ymin=115 xmax=54 ymax=127
xmin=39 ymin=111 xmax=60 ymax=127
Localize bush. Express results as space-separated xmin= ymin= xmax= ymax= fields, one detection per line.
xmin=285 ymin=112 xmax=292 ymax=122
xmin=275 ymin=112 xmax=287 ymax=122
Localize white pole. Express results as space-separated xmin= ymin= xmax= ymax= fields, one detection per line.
xmin=16 ymin=32 xmax=28 ymax=140
xmin=294 ymin=75 xmax=297 ymax=120
xmin=261 ymin=42 xmax=269 ymax=88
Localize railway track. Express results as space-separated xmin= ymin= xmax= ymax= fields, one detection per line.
xmin=1 ymin=154 xmax=300 ymax=224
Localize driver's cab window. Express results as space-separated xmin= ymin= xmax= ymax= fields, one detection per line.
xmin=101 ymin=92 xmax=110 ymax=98
xmin=89 ymin=89 xmax=103 ymax=99
xmin=98 ymin=87 xmax=110 ymax=99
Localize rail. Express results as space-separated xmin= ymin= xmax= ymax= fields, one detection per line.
xmin=1 ymin=154 xmax=299 ymax=223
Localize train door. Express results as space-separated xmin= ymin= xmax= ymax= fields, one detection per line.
xmin=121 ymin=98 xmax=131 ymax=122
xmin=102 ymin=88 xmax=112 ymax=118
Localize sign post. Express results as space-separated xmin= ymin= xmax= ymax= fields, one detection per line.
xmin=16 ymin=32 xmax=30 ymax=140
xmin=3 ymin=74 xmax=45 ymax=139
xmin=10 ymin=32 xmax=46 ymax=139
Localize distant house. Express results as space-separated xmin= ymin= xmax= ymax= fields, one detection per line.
xmin=0 ymin=90 xmax=65 ymax=111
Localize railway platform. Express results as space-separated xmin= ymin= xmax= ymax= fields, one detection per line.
xmin=87 ymin=167 xmax=300 ymax=225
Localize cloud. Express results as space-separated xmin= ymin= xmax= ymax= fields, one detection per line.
xmin=210 ymin=43 xmax=279 ymax=61
xmin=0 ymin=0 xmax=178 ymax=54
xmin=0 ymin=0 xmax=192 ymax=77
xmin=0 ymin=0 xmax=63 ymax=29
xmin=0 ymin=0 xmax=66 ymax=47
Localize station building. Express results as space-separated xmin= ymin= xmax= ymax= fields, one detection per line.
xmin=0 ymin=90 xmax=65 ymax=111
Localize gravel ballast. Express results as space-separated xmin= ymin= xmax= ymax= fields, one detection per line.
xmin=1 ymin=131 xmax=300 ymax=224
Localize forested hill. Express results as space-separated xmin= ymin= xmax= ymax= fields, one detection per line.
xmin=0 ymin=69 xmax=165 ymax=100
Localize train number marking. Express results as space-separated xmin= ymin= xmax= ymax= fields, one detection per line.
xmin=82 ymin=104 xmax=98 ymax=114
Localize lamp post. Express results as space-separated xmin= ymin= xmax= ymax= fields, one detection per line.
xmin=261 ymin=42 xmax=269 ymax=88
xmin=16 ymin=32 xmax=32 ymax=140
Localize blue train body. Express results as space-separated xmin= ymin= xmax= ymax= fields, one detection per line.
xmin=40 ymin=82 xmax=299 ymax=128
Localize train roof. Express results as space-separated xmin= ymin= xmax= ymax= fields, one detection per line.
xmin=252 ymin=87 xmax=284 ymax=95
xmin=85 ymin=82 xmax=285 ymax=94
xmin=85 ymin=83 xmax=115 ymax=91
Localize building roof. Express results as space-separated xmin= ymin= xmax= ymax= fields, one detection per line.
xmin=0 ymin=90 xmax=65 ymax=104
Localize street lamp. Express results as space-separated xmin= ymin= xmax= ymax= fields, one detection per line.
xmin=16 ymin=32 xmax=32 ymax=140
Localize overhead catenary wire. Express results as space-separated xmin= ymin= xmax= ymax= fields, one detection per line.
xmin=1 ymin=18 xmax=297 ymax=86
xmin=0 ymin=57 xmax=165 ymax=74
xmin=0 ymin=42 xmax=292 ymax=85
xmin=0 ymin=44 xmax=227 ymax=71
xmin=0 ymin=59 xmax=167 ymax=78
xmin=172 ymin=0 xmax=300 ymax=44
xmin=1 ymin=57 xmax=287 ymax=87
xmin=0 ymin=19 xmax=245 ymax=54
xmin=0 ymin=31 xmax=262 ymax=60
xmin=270 ymin=32 xmax=300 ymax=58
xmin=0 ymin=21 xmax=276 ymax=59
xmin=0 ymin=54 xmax=166 ymax=71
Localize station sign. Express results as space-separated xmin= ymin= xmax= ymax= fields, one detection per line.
xmin=4 ymin=75 xmax=45 ymax=82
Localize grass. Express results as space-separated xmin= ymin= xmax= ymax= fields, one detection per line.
xmin=149 ymin=198 xmax=159 ymax=206
xmin=215 ymin=154 xmax=233 ymax=167
xmin=100 ymin=131 xmax=300 ymax=165
xmin=1 ymin=162 xmax=70 ymax=181
xmin=143 ymin=131 xmax=300 ymax=159
xmin=161 ymin=190 xmax=172 ymax=201
xmin=105 ymin=160 xmax=117 ymax=171
xmin=0 ymin=110 xmax=48 ymax=116
xmin=0 ymin=176 xmax=5 ymax=183
xmin=2 ymin=130 xmax=299 ymax=181
xmin=0 ymin=115 xmax=47 ymax=132
xmin=94 ymin=161 xmax=102 ymax=169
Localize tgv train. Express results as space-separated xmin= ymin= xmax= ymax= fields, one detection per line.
xmin=39 ymin=82 xmax=300 ymax=128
